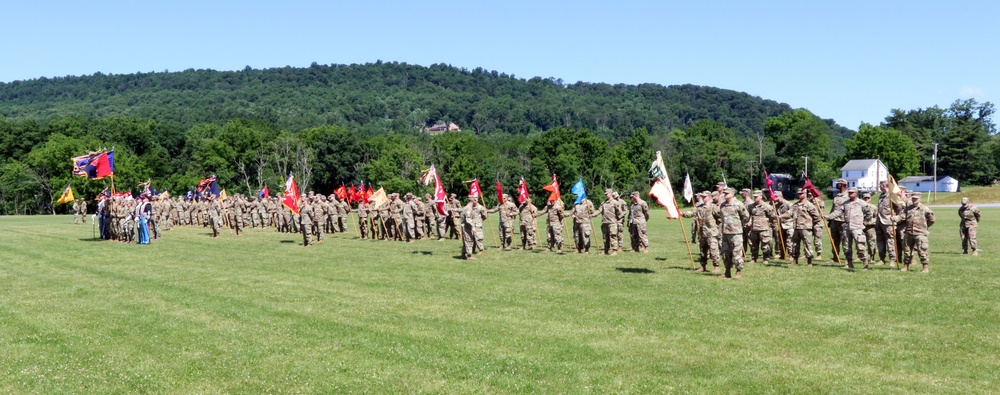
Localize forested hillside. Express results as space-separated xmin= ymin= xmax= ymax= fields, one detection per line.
xmin=2 ymin=61 xmax=993 ymax=216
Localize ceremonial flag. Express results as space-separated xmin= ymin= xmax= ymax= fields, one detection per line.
xmin=543 ymin=174 xmax=560 ymax=202
xmin=366 ymin=184 xmax=375 ymax=201
xmin=648 ymin=151 xmax=681 ymax=219
xmin=886 ymin=173 xmax=905 ymax=206
xmin=72 ymin=150 xmax=115 ymax=179
xmin=257 ymin=185 xmax=270 ymax=198
xmin=282 ymin=173 xmax=301 ymax=214
xmin=140 ymin=179 xmax=154 ymax=197
xmin=801 ymin=171 xmax=823 ymax=199
xmin=571 ymin=178 xmax=587 ymax=205
xmin=764 ymin=172 xmax=776 ymax=200
xmin=468 ymin=179 xmax=482 ymax=197
xmin=683 ymin=173 xmax=694 ymax=203
xmin=516 ymin=177 xmax=529 ymax=204
xmin=334 ymin=184 xmax=348 ymax=201
xmin=348 ymin=184 xmax=359 ymax=203
xmin=369 ymin=187 xmax=389 ymax=208
xmin=495 ymin=181 xmax=504 ymax=204
xmin=432 ymin=170 xmax=447 ymax=215
xmin=97 ymin=188 xmax=110 ymax=200
xmin=57 ymin=185 xmax=75 ymax=204
xmin=197 ymin=175 xmax=220 ymax=198
xmin=419 ymin=166 xmax=436 ymax=186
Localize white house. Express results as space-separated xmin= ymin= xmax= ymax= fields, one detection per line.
xmin=834 ymin=159 xmax=888 ymax=192
xmin=898 ymin=176 xmax=960 ymax=193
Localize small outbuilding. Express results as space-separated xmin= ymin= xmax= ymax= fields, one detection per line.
xmin=897 ymin=175 xmax=960 ymax=193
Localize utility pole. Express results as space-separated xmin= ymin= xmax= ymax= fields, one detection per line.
xmin=802 ymin=156 xmax=809 ymax=177
xmin=748 ymin=160 xmax=756 ymax=190
xmin=933 ymin=143 xmax=938 ymax=202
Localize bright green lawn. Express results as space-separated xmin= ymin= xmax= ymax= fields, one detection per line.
xmin=1 ymin=211 xmax=997 ymax=394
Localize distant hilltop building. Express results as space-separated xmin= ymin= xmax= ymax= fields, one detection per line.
xmin=424 ymin=122 xmax=461 ymax=134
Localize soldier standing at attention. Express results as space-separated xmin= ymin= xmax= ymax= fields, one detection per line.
xmin=682 ymin=192 xmax=722 ymax=272
xmin=782 ymin=188 xmax=822 ymax=266
xmin=593 ymin=189 xmax=622 ymax=256
xmin=861 ymin=192 xmax=877 ymax=262
xmin=461 ymin=195 xmax=488 ymax=259
xmin=401 ymin=193 xmax=416 ymax=242
xmin=412 ymin=196 xmax=426 ymax=240
xmin=897 ymin=192 xmax=934 ymax=272
xmin=809 ymin=190 xmax=826 ymax=260
xmin=826 ymin=178 xmax=850 ymax=262
xmin=614 ymin=192 xmax=628 ymax=253
xmin=299 ymin=195 xmax=314 ymax=247
xmin=538 ymin=197 xmax=566 ymax=253
xmin=73 ymin=199 xmax=82 ymax=224
xmin=80 ymin=198 xmax=88 ymax=224
xmin=959 ymin=197 xmax=981 ymax=256
xmin=518 ymin=197 xmax=539 ymax=250
xmin=746 ymin=190 xmax=776 ymax=265
xmin=628 ymin=192 xmax=650 ymax=253
xmin=773 ymin=193 xmax=793 ymax=260
xmin=741 ymin=188 xmax=753 ymax=253
xmin=566 ymin=195 xmax=596 ymax=253
xmin=718 ymin=187 xmax=750 ymax=278
xmin=828 ymin=187 xmax=869 ymax=270
xmin=208 ymin=195 xmax=222 ymax=238
xmin=875 ymin=181 xmax=899 ymax=266
xmin=356 ymin=199 xmax=370 ymax=239
xmin=488 ymin=194 xmax=518 ymax=251
xmin=446 ymin=193 xmax=462 ymax=240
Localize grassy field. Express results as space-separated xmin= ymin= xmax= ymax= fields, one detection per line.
xmin=924 ymin=186 xmax=1000 ymax=205
xmin=1 ymin=211 xmax=997 ymax=394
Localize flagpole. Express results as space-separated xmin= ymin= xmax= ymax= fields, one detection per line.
xmin=668 ymin=192 xmax=697 ymax=269
xmin=770 ymin=198 xmax=788 ymax=261
xmin=586 ymin=204 xmax=601 ymax=252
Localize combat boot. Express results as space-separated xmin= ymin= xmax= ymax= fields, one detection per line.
xmin=694 ymin=266 xmax=706 ymax=273
xmin=921 ymin=264 xmax=929 ymax=273
xmin=900 ymin=264 xmax=908 ymax=272
xmin=734 ymin=270 xmax=742 ymax=279
xmin=712 ymin=266 xmax=721 ymax=273
xmin=863 ymin=262 xmax=870 ymax=270
xmin=973 ymin=250 xmax=979 ymax=256
xmin=807 ymin=259 xmax=813 ymax=267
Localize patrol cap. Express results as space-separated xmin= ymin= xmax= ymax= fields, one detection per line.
xmin=836 ymin=178 xmax=848 ymax=185
xmin=796 ymin=188 xmax=807 ymax=195
xmin=862 ymin=192 xmax=871 ymax=198
xmin=847 ymin=187 xmax=858 ymax=193
xmin=605 ymin=188 xmax=614 ymax=195
xmin=630 ymin=191 xmax=640 ymax=197
xmin=961 ymin=197 xmax=969 ymax=204
xmin=612 ymin=192 xmax=620 ymax=198
xmin=752 ymin=190 xmax=762 ymax=197
xmin=724 ymin=187 xmax=736 ymax=195
xmin=716 ymin=182 xmax=726 ymax=187
xmin=468 ymin=194 xmax=479 ymax=199
xmin=911 ymin=192 xmax=922 ymax=198
xmin=711 ymin=191 xmax=720 ymax=197
xmin=405 ymin=193 xmax=412 ymax=198
xmin=741 ymin=188 xmax=751 ymax=195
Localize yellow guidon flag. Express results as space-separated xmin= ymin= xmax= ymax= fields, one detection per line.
xmin=57 ymin=185 xmax=75 ymax=204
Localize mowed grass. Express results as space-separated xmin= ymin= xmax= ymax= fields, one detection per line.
xmin=927 ymin=186 xmax=1000 ymax=205
xmin=1 ymin=211 xmax=998 ymax=394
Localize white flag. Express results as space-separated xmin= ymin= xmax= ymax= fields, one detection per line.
xmin=647 ymin=151 xmax=681 ymax=219
xmin=683 ymin=173 xmax=694 ymax=203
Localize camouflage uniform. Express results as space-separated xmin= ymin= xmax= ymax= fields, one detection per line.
xmin=594 ymin=191 xmax=622 ymax=255
xmin=875 ymin=187 xmax=900 ymax=264
xmin=357 ymin=201 xmax=370 ymax=239
xmin=299 ymin=198 xmax=314 ymax=246
xmin=401 ymin=194 xmax=416 ymax=242
xmin=682 ymin=193 xmax=721 ymax=272
xmin=389 ymin=194 xmax=405 ymax=241
xmin=718 ymin=190 xmax=750 ymax=278
xmin=73 ymin=199 xmax=83 ymax=224
xmin=461 ymin=198 xmax=488 ymax=259
xmin=897 ymin=194 xmax=934 ymax=272
xmin=538 ymin=199 xmax=566 ymax=252
xmin=338 ymin=198 xmax=351 ymax=234
xmin=566 ymin=198 xmax=596 ymax=253
xmin=519 ymin=200 xmax=539 ymax=250
xmin=774 ymin=197 xmax=794 ymax=259
xmin=615 ymin=193 xmax=628 ymax=253
xmin=488 ymin=196 xmax=518 ymax=250
xmin=829 ymin=189 xmax=868 ymax=268
xmin=233 ymin=196 xmax=245 ymax=235
xmin=810 ymin=194 xmax=826 ymax=259
xmin=746 ymin=193 xmax=776 ymax=263
xmin=782 ymin=190 xmax=822 ymax=265
xmin=412 ymin=197 xmax=425 ymax=239
xmin=826 ymin=183 xmax=850 ymax=262
xmin=208 ymin=198 xmax=222 ymax=238
xmin=862 ymin=195 xmax=877 ymax=261
xmin=959 ymin=199 xmax=981 ymax=255
xmin=446 ymin=195 xmax=462 ymax=239
xmin=628 ymin=193 xmax=650 ymax=252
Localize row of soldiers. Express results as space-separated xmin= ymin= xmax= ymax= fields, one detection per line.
xmin=94 ymin=195 xmax=159 ymax=243
xmin=682 ymin=178 xmax=940 ymax=278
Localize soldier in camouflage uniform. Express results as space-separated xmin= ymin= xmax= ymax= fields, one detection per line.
xmin=614 ymin=192 xmax=628 ymax=253
xmin=593 ymin=189 xmax=622 ymax=256
xmin=233 ymin=195 xmax=245 ymax=236
xmin=828 ymin=187 xmax=869 ymax=269
xmin=826 ymin=178 xmax=850 ymax=263
xmin=782 ymin=188 xmax=822 ymax=266
xmin=741 ymin=188 xmax=753 ymax=253
xmin=538 ymin=198 xmax=566 ymax=253
xmin=488 ymin=194 xmax=518 ymax=250
xmin=73 ymin=199 xmax=83 ymax=224
xmin=628 ymin=192 xmax=650 ymax=253
xmin=897 ymin=192 xmax=935 ymax=272
xmin=446 ymin=194 xmax=462 ymax=240
xmin=861 ymin=193 xmax=877 ymax=262
xmin=875 ymin=181 xmax=900 ymax=266
xmin=809 ymin=190 xmax=825 ymax=260
xmin=773 ymin=193 xmax=793 ymax=260
xmin=519 ymin=197 xmax=540 ymax=250
xmin=337 ymin=195 xmax=351 ymax=234
xmin=388 ymin=193 xmax=405 ymax=241
xmin=412 ymin=196 xmax=425 ymax=240
xmin=356 ymin=199 xmax=370 ymax=239
xmin=208 ymin=196 xmax=222 ymax=238
xmin=566 ymin=196 xmax=596 ymax=253
xmin=959 ymin=197 xmax=981 ymax=256
xmin=719 ymin=188 xmax=750 ymax=278
xmin=747 ymin=190 xmax=776 ymax=264
xmin=461 ymin=195 xmax=488 ymax=259
xmin=401 ymin=193 xmax=416 ymax=242
xmin=682 ymin=192 xmax=722 ymax=272
xmin=298 ymin=195 xmax=314 ymax=246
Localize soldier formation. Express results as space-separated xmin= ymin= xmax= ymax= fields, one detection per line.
xmin=75 ymin=179 xmax=980 ymax=276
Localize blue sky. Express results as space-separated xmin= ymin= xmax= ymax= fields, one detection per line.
xmin=2 ymin=0 xmax=997 ymax=130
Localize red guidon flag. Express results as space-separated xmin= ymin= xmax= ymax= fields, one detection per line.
xmin=468 ymin=178 xmax=482 ymax=198
xmin=282 ymin=173 xmax=301 ymax=214
xmin=495 ymin=181 xmax=504 ymax=204
xmin=516 ymin=177 xmax=529 ymax=204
